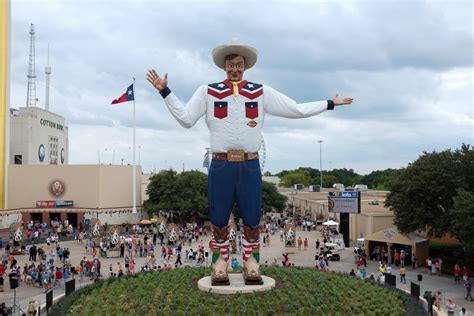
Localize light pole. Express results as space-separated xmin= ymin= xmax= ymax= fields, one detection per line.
xmin=138 ymin=145 xmax=141 ymax=166
xmin=105 ymin=148 xmax=109 ymax=164
xmin=318 ymin=140 xmax=323 ymax=188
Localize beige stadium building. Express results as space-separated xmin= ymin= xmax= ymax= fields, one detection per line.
xmin=0 ymin=105 xmax=144 ymax=231
xmin=10 ymin=107 xmax=69 ymax=165
xmin=2 ymin=165 xmax=143 ymax=230
xmin=284 ymin=190 xmax=395 ymax=242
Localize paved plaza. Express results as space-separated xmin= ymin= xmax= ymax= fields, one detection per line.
xmin=0 ymin=227 xmax=472 ymax=315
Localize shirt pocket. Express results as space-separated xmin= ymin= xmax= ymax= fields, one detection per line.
xmin=214 ymin=101 xmax=228 ymax=119
xmin=245 ymin=102 xmax=259 ymax=119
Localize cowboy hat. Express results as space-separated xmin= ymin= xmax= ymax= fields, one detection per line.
xmin=212 ymin=38 xmax=258 ymax=70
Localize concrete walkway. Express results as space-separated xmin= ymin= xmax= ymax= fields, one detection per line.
xmin=0 ymin=228 xmax=471 ymax=315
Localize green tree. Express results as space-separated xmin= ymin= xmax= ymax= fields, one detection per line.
xmin=325 ymin=168 xmax=362 ymax=187
xmin=144 ymin=169 xmax=178 ymax=214
xmin=174 ymin=170 xmax=208 ymax=218
xmin=144 ymin=169 xmax=208 ymax=219
xmin=261 ymin=181 xmax=288 ymax=212
xmin=385 ymin=144 xmax=473 ymax=240
xmin=361 ymin=169 xmax=401 ymax=190
xmin=280 ymin=171 xmax=312 ymax=187
xmin=263 ymin=171 xmax=272 ymax=176
xmin=451 ymin=188 xmax=474 ymax=252
xmin=322 ymin=174 xmax=338 ymax=188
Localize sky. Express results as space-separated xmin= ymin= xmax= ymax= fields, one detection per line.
xmin=9 ymin=0 xmax=473 ymax=175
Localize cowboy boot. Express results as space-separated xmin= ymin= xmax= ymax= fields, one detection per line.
xmin=211 ymin=225 xmax=230 ymax=285
xmin=242 ymin=225 xmax=263 ymax=285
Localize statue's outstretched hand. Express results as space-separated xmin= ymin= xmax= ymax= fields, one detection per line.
xmin=332 ymin=93 xmax=353 ymax=106
xmin=146 ymin=69 xmax=168 ymax=92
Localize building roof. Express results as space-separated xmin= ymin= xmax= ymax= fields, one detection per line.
xmin=364 ymin=227 xmax=428 ymax=245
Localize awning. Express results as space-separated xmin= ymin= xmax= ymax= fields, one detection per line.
xmin=322 ymin=220 xmax=339 ymax=226
xmin=364 ymin=227 xmax=427 ymax=246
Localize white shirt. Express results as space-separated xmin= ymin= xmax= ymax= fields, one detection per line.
xmin=162 ymin=79 xmax=332 ymax=153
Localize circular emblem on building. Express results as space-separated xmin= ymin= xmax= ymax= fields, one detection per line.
xmin=61 ymin=148 xmax=65 ymax=164
xmin=49 ymin=179 xmax=65 ymax=197
xmin=38 ymin=144 xmax=45 ymax=162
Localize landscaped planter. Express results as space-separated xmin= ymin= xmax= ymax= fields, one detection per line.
xmin=49 ymin=267 xmax=423 ymax=315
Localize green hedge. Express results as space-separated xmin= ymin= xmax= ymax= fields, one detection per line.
xmin=49 ymin=267 xmax=422 ymax=315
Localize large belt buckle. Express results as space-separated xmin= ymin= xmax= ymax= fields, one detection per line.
xmin=227 ymin=150 xmax=245 ymax=162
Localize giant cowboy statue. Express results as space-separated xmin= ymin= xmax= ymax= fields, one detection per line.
xmin=147 ymin=39 xmax=353 ymax=285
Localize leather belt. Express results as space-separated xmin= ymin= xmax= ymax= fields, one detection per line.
xmin=212 ymin=150 xmax=259 ymax=162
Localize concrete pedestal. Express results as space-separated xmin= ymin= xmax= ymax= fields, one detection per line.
xmin=198 ymin=273 xmax=275 ymax=294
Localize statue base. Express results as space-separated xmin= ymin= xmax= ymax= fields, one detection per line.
xmin=198 ymin=273 xmax=275 ymax=294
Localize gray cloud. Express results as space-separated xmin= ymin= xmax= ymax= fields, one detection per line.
xmin=9 ymin=0 xmax=473 ymax=175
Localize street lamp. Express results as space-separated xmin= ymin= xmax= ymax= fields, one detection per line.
xmin=138 ymin=145 xmax=141 ymax=166
xmin=318 ymin=140 xmax=323 ymax=188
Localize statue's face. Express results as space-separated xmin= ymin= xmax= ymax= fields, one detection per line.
xmin=224 ymin=55 xmax=246 ymax=82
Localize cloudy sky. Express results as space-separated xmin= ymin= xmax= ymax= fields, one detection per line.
xmin=9 ymin=0 xmax=473 ymax=175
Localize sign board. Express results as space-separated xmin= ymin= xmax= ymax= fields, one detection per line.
xmin=55 ymin=200 xmax=73 ymax=208
xmin=328 ymin=191 xmax=361 ymax=213
xmin=46 ymin=289 xmax=53 ymax=310
xmin=385 ymin=273 xmax=396 ymax=287
xmin=383 ymin=229 xmax=397 ymax=240
xmin=410 ymin=281 xmax=420 ymax=300
xmin=37 ymin=200 xmax=73 ymax=208
xmin=65 ymin=279 xmax=75 ymax=296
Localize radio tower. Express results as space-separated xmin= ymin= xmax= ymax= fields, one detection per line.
xmin=26 ymin=24 xmax=37 ymax=107
xmin=45 ymin=43 xmax=51 ymax=111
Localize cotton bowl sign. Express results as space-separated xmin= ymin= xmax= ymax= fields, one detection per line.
xmin=328 ymin=191 xmax=361 ymax=214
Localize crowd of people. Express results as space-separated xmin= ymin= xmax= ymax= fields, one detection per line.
xmin=0 ymin=215 xmax=471 ymax=315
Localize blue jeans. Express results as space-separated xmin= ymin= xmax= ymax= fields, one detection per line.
xmin=208 ymin=159 xmax=261 ymax=229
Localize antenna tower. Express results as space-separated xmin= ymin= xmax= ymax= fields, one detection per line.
xmin=26 ymin=24 xmax=37 ymax=107
xmin=45 ymin=43 xmax=51 ymax=111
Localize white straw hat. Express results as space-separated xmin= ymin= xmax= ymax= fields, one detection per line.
xmin=212 ymin=38 xmax=258 ymax=69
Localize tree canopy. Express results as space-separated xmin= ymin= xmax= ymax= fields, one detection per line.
xmin=385 ymin=144 xmax=474 ymax=251
xmin=144 ymin=170 xmax=288 ymax=220
xmin=277 ymin=167 xmax=399 ymax=190
xmin=261 ymin=181 xmax=288 ymax=212
xmin=144 ymin=169 xmax=208 ymax=219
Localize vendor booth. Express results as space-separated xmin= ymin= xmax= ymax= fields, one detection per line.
xmin=322 ymin=220 xmax=344 ymax=250
xmin=364 ymin=228 xmax=429 ymax=267
xmin=322 ymin=220 xmax=339 ymax=229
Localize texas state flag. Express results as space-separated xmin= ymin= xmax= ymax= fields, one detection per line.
xmin=111 ymin=84 xmax=134 ymax=104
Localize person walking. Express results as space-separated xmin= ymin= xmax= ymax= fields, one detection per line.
xmin=465 ymin=277 xmax=473 ymax=301
xmin=455 ymin=264 xmax=461 ymax=284
xmin=445 ymin=299 xmax=456 ymax=316
xmin=175 ymin=252 xmax=182 ymax=267
xmin=399 ymin=265 xmax=406 ymax=284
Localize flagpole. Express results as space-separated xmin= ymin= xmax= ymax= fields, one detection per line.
xmin=132 ymin=77 xmax=137 ymax=214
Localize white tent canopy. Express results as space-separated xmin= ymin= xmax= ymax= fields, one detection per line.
xmin=322 ymin=220 xmax=339 ymax=226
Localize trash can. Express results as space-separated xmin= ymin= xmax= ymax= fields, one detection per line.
xmin=417 ymin=274 xmax=422 ymax=282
